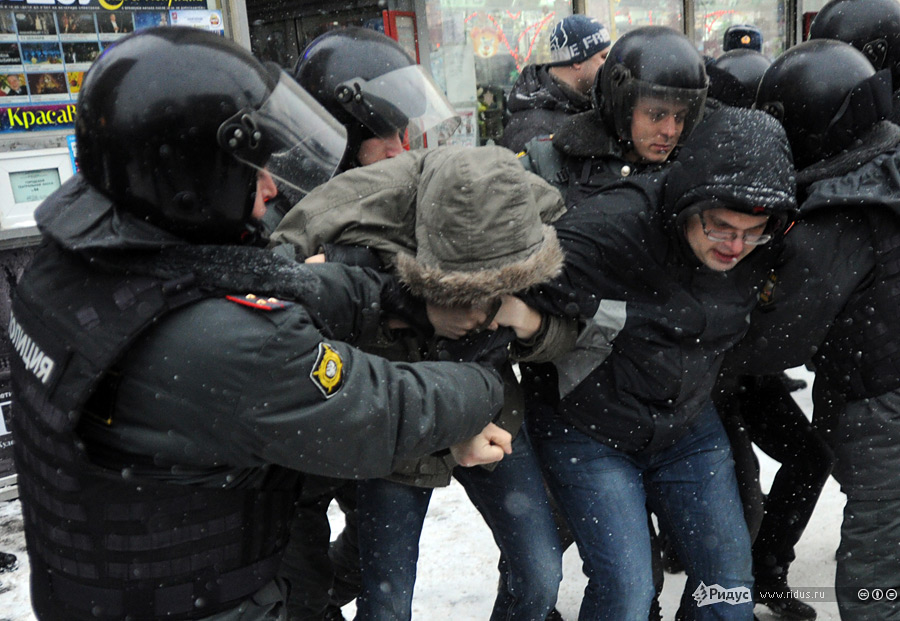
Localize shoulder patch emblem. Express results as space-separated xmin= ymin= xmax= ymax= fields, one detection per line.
xmin=226 ymin=293 xmax=288 ymax=311
xmin=310 ymin=343 xmax=344 ymax=399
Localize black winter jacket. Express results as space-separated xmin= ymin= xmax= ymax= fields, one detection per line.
xmin=500 ymin=64 xmax=591 ymax=153
xmin=10 ymin=176 xmax=504 ymax=620
xmin=523 ymin=106 xmax=796 ymax=453
xmin=725 ymin=122 xmax=900 ymax=392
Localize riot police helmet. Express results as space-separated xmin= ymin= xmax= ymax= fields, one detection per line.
xmin=707 ymin=49 xmax=771 ymax=108
xmin=76 ymin=26 xmax=347 ymax=243
xmin=594 ymin=26 xmax=708 ymax=148
xmin=293 ymin=27 xmax=459 ymax=166
xmin=754 ymin=39 xmax=892 ymax=168
xmin=809 ymin=0 xmax=900 ymax=86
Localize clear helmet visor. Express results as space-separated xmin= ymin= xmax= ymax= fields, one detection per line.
xmin=617 ymin=78 xmax=708 ymax=144
xmin=222 ymin=71 xmax=348 ymax=197
xmin=336 ymin=64 xmax=461 ymax=147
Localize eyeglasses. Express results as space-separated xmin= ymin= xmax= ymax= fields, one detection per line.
xmin=698 ymin=212 xmax=773 ymax=246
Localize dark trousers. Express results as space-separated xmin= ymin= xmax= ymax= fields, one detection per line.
xmin=715 ymin=373 xmax=834 ymax=585
xmin=278 ymin=475 xmax=360 ymax=620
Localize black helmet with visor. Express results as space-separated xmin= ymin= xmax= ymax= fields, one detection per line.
xmin=294 ymin=27 xmax=459 ymax=167
xmin=77 ymin=26 xmax=347 ymax=243
xmin=594 ymin=26 xmax=709 ymax=150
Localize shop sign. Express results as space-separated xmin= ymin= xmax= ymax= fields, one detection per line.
xmin=1 ymin=102 xmax=75 ymax=131
xmin=0 ymin=0 xmax=207 ymax=10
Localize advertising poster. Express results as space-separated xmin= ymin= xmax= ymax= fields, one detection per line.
xmin=443 ymin=107 xmax=477 ymax=147
xmin=0 ymin=72 xmax=26 ymax=99
xmin=97 ymin=11 xmax=134 ymax=36
xmin=66 ymin=133 xmax=78 ymax=173
xmin=20 ymin=41 xmax=63 ymax=65
xmin=0 ymin=4 xmax=217 ymax=131
xmin=1 ymin=102 xmax=76 ymax=131
xmin=58 ymin=11 xmax=96 ymax=37
xmin=169 ymin=9 xmax=224 ymax=35
xmin=0 ymin=42 xmax=20 ymax=65
xmin=15 ymin=11 xmax=57 ymax=37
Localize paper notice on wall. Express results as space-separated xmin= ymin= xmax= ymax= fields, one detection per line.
xmin=169 ymin=10 xmax=224 ymax=35
xmin=436 ymin=43 xmax=477 ymax=107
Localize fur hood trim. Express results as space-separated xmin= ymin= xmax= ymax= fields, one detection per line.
xmin=395 ymin=225 xmax=564 ymax=308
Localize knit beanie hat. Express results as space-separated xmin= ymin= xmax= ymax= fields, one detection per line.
xmin=547 ymin=15 xmax=612 ymax=66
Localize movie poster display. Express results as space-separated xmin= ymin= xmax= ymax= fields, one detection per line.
xmin=0 ymin=2 xmax=220 ymax=131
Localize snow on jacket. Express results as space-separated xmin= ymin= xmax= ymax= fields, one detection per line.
xmin=522 ymin=105 xmax=797 ymax=453
xmin=271 ymin=145 xmax=572 ymax=486
xmin=499 ymin=64 xmax=591 ymax=153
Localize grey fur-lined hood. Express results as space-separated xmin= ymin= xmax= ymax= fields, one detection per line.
xmin=271 ymin=145 xmax=565 ymax=307
xmin=396 ymin=145 xmax=565 ymax=307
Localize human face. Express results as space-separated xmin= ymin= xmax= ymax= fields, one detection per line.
xmin=576 ymin=50 xmax=608 ymax=95
xmin=684 ymin=207 xmax=770 ymax=271
xmin=628 ymin=97 xmax=690 ymax=163
xmin=7 ymin=74 xmax=20 ymax=89
xmin=251 ymin=169 xmax=278 ymax=220
xmin=357 ymin=130 xmax=405 ymax=166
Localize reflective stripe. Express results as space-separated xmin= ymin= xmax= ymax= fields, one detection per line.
xmin=553 ymin=299 xmax=627 ymax=399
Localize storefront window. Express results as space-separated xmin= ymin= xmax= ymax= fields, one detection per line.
xmin=585 ymin=0 xmax=684 ymax=40
xmin=693 ymin=0 xmax=786 ymax=58
xmin=425 ymin=0 xmax=572 ymax=146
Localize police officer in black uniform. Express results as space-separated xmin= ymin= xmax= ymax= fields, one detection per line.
xmin=732 ymin=38 xmax=900 ymax=620
xmin=808 ymin=0 xmax=900 ymax=124
xmin=518 ymin=26 xmax=708 ymax=206
xmin=10 ymin=27 xmax=511 ymax=621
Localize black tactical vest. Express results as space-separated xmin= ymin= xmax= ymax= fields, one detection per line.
xmin=10 ymin=241 xmax=297 ymax=620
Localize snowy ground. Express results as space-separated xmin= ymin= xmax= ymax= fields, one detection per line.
xmin=0 ymin=368 xmax=843 ymax=620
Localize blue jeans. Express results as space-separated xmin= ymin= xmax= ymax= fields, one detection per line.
xmin=354 ymin=429 xmax=562 ymax=621
xmin=529 ymin=402 xmax=753 ymax=621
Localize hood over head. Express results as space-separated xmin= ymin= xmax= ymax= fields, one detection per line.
xmin=395 ymin=145 xmax=565 ymax=307
xmin=664 ymin=105 xmax=797 ymax=239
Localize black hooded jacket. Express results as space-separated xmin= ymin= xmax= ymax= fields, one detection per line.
xmin=523 ymin=106 xmax=796 ymax=453
xmin=725 ymin=121 xmax=900 ymax=392
xmin=500 ymin=64 xmax=591 ymax=153
xmin=721 ymin=121 xmax=900 ymax=496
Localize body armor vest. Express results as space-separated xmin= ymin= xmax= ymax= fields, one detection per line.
xmin=10 ymin=242 xmax=297 ymax=620
xmin=815 ymin=212 xmax=900 ymax=400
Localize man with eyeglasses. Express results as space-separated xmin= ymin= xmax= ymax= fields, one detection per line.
xmin=508 ymin=105 xmax=796 ymax=619
xmin=687 ymin=207 xmax=773 ymax=270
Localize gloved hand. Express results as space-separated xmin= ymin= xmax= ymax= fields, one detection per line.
xmin=433 ymin=327 xmax=516 ymax=375
xmin=376 ymin=272 xmax=431 ymax=334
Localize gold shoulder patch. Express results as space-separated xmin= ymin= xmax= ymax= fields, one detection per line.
xmin=310 ymin=343 xmax=344 ymax=398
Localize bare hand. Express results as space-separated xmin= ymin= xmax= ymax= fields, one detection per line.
xmin=450 ymin=423 xmax=513 ymax=467
xmin=427 ymin=303 xmax=488 ymax=339
xmin=304 ymin=253 xmax=326 ymax=264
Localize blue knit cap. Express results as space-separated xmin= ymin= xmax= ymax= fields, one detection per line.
xmin=548 ymin=15 xmax=611 ymax=66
